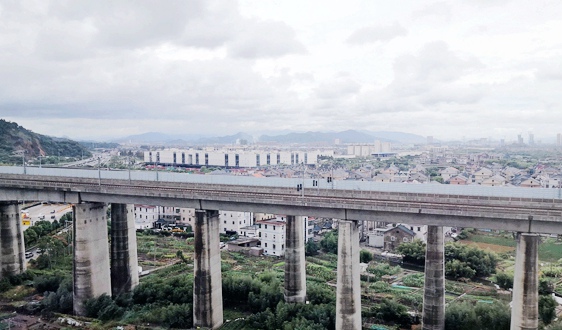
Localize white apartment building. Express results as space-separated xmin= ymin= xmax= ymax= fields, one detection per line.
xmin=347 ymin=141 xmax=392 ymax=157
xmin=134 ymin=205 xmax=158 ymax=229
xmin=257 ymin=218 xmax=286 ymax=256
xmin=220 ymin=210 xmax=253 ymax=235
xmin=144 ymin=148 xmax=334 ymax=167
xmin=256 ymin=215 xmax=310 ymax=256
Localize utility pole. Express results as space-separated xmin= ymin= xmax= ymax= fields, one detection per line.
xmin=98 ymin=157 xmax=101 ymax=186
xmin=302 ymin=162 xmax=305 ymax=198
xmin=22 ymin=151 xmax=26 ymax=174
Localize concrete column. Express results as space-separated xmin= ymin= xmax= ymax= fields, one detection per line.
xmin=511 ymin=233 xmax=539 ymax=330
xmin=193 ymin=209 xmax=223 ymax=329
xmin=110 ymin=203 xmax=139 ymax=297
xmin=336 ymin=219 xmax=361 ymax=330
xmin=284 ymin=215 xmax=306 ymax=303
xmin=422 ymin=225 xmax=445 ymax=330
xmin=73 ymin=202 xmax=111 ymax=316
xmin=0 ymin=202 xmax=26 ymax=277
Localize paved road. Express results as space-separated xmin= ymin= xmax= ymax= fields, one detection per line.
xmin=21 ymin=203 xmax=72 ymax=229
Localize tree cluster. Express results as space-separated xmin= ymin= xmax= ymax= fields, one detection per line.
xmin=24 ymin=219 xmax=64 ymax=246
xmin=396 ymin=241 xmax=498 ymax=279
xmin=320 ymin=231 xmax=338 ymax=254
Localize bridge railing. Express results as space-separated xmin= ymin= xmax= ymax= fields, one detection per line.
xmin=1 ymin=166 xmax=561 ymax=200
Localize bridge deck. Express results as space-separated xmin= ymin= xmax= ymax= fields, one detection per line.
xmin=1 ymin=166 xmax=561 ymax=233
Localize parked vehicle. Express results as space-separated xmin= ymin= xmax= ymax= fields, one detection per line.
xmin=25 ymin=252 xmax=33 ymax=259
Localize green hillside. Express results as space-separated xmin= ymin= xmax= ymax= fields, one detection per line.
xmin=0 ymin=119 xmax=92 ymax=164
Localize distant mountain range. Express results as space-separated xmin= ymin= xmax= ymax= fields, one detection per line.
xmin=114 ymin=130 xmax=426 ymax=145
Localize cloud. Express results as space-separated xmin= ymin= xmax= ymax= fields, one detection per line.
xmin=346 ymin=22 xmax=407 ymax=45
xmin=392 ymin=41 xmax=483 ymax=84
xmin=228 ymin=20 xmax=306 ymax=59
xmin=315 ymin=74 xmax=361 ymax=99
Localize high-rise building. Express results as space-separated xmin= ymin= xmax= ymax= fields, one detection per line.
xmin=517 ymin=134 xmax=524 ymax=144
xmin=557 ymin=133 xmax=561 ymax=146
xmin=529 ymin=133 xmax=535 ymax=146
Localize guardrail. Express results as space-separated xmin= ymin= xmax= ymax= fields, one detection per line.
xmin=1 ymin=165 xmax=561 ymax=200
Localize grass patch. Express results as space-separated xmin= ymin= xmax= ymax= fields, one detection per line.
xmin=539 ymin=238 xmax=562 ymax=262
xmin=0 ymin=285 xmax=35 ymax=300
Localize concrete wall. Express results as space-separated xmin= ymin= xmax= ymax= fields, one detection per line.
xmin=73 ymin=202 xmax=111 ymax=315
xmin=110 ymin=203 xmax=139 ymax=296
xmin=0 ymin=202 xmax=26 ymax=277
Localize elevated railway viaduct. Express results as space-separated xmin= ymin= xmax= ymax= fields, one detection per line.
xmin=1 ymin=167 xmax=560 ymax=329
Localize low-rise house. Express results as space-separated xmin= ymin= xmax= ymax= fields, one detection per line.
xmin=473 ymin=167 xmax=493 ymax=183
xmin=383 ymin=225 xmax=416 ymax=252
xmin=449 ymin=175 xmax=469 ymax=185
xmin=440 ymin=167 xmax=459 ymax=182
xmin=366 ymin=228 xmax=386 ymax=248
xmin=520 ymin=178 xmax=541 ymax=188
xmin=227 ymin=237 xmax=262 ymax=256
xmin=374 ymin=173 xmax=393 ymax=183
xmin=481 ymin=174 xmax=506 ymax=187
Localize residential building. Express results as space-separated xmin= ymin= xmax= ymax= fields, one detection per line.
xmin=449 ymin=175 xmax=469 ymax=185
xmin=481 ymin=174 xmax=507 ymax=187
xmin=134 ymin=204 xmax=158 ymax=229
xmin=257 ymin=218 xmax=286 ymax=256
xmin=383 ymin=225 xmax=416 ymax=252
xmin=144 ymin=148 xmax=334 ymax=167
xmin=220 ymin=210 xmax=253 ymax=235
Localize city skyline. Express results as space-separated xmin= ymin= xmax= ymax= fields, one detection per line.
xmin=1 ymin=1 xmax=561 ymax=141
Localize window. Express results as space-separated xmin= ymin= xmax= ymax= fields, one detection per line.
xmin=391 ymin=236 xmax=396 ymax=241
xmin=403 ymin=237 xmax=409 ymax=242
xmin=265 ymin=225 xmax=268 ymax=229
xmin=273 ymin=244 xmax=276 ymax=250
xmin=265 ymin=243 xmax=268 ymax=247
xmin=232 ymin=221 xmax=235 ymax=225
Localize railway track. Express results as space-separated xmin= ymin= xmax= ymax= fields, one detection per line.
xmin=1 ymin=174 xmax=561 ymax=221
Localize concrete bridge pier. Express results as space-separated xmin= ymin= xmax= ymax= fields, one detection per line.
xmin=336 ymin=219 xmax=361 ymax=330
xmin=0 ymin=202 xmax=26 ymax=277
xmin=193 ymin=209 xmax=223 ymax=329
xmin=284 ymin=215 xmax=306 ymax=303
xmin=511 ymin=233 xmax=539 ymax=330
xmin=73 ymin=202 xmax=111 ymax=315
xmin=422 ymin=225 xmax=445 ymax=330
xmin=110 ymin=203 xmax=139 ymax=297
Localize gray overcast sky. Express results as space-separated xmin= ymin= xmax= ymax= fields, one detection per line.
xmin=1 ymin=0 xmax=561 ymax=142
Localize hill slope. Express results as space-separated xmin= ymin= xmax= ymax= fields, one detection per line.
xmin=0 ymin=119 xmax=92 ymax=163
